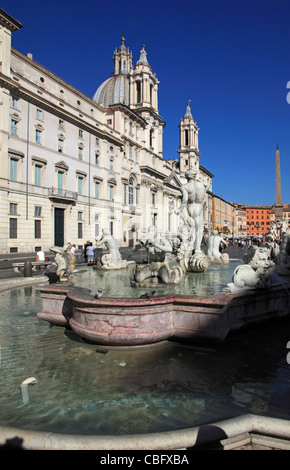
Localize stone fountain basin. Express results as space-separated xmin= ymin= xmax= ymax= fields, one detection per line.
xmin=37 ymin=281 xmax=290 ymax=346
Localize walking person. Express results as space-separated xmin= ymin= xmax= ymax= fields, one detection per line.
xmin=83 ymin=240 xmax=90 ymax=263
xmin=86 ymin=242 xmax=95 ymax=266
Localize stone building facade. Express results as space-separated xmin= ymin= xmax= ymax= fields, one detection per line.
xmin=0 ymin=10 xmax=213 ymax=254
xmin=212 ymin=195 xmax=236 ymax=237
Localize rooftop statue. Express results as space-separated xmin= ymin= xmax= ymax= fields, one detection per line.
xmin=132 ymin=226 xmax=183 ymax=286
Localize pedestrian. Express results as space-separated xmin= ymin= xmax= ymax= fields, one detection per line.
xmin=83 ymin=240 xmax=90 ymax=263
xmin=70 ymin=244 xmax=76 ymax=255
xmin=36 ymin=248 xmax=45 ymax=261
xmin=86 ymin=242 xmax=95 ymax=266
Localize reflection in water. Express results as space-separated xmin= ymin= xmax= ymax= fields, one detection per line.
xmin=0 ymin=267 xmax=290 ymax=436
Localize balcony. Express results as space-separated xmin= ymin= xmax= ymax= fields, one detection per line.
xmin=48 ymin=187 xmax=78 ymax=202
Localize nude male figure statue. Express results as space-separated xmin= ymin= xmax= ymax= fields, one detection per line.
xmin=176 ymin=169 xmax=206 ymax=255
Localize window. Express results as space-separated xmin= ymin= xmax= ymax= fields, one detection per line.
xmin=78 ymin=222 xmax=83 ymax=239
xmin=35 ymin=219 xmax=41 ymax=238
xmin=107 ymin=119 xmax=112 ymax=125
xmin=123 ymin=184 xmax=127 ymax=205
xmin=95 ymin=214 xmax=99 ymax=238
xmin=95 ymin=182 xmax=99 ymax=198
xmin=110 ymin=159 xmax=113 ymax=170
xmin=78 ymin=146 xmax=83 ymax=160
xmin=136 ymin=81 xmax=141 ymax=103
xmin=10 ymin=158 xmax=18 ymax=181
xmin=59 ymin=119 xmax=64 ymax=129
xmin=95 ymin=154 xmax=99 ymax=166
xmin=129 ymin=178 xmax=134 ymax=205
xmin=9 ymin=218 xmax=17 ymax=238
xmin=35 ymin=164 xmax=41 ymax=186
xmin=185 ymin=129 xmax=189 ymax=146
xmin=35 ymin=129 xmax=42 ymax=144
xmin=78 ymin=177 xmax=83 ymax=195
xmin=34 ymin=206 xmax=42 ymax=217
xmin=150 ymin=129 xmax=153 ymax=147
xmin=12 ymin=96 xmax=19 ymax=108
xmin=152 ymin=192 xmax=156 ymax=206
xmin=11 ymin=119 xmax=18 ymax=135
xmin=109 ymin=185 xmax=114 ymax=201
xmin=135 ymin=187 xmax=139 ymax=205
xmin=79 ymin=129 xmax=83 ymax=138
xmin=129 ymin=144 xmax=133 ymax=160
xmin=58 ymin=138 xmax=64 ymax=153
xmin=95 ymin=137 xmax=99 ymax=146
xmin=57 ymin=171 xmax=63 ymax=192
xmin=36 ymin=109 xmax=43 ymax=119
xmin=9 ymin=203 xmax=17 ymax=214
xmin=77 ymin=211 xmax=82 ymax=221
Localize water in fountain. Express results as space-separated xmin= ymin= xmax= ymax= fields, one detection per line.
xmin=73 ymin=261 xmax=241 ymax=297
xmin=0 ymin=265 xmax=290 ymax=436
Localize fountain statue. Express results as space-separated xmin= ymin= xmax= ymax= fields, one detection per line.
xmin=175 ymin=169 xmax=211 ymax=272
xmin=276 ymin=224 xmax=290 ymax=276
xmin=224 ymin=245 xmax=286 ymax=293
xmin=95 ymin=228 xmax=128 ymax=270
xmin=48 ymin=242 xmax=76 ymax=282
xmin=131 ymin=226 xmax=184 ymax=286
xmin=206 ymin=230 xmax=229 ymax=264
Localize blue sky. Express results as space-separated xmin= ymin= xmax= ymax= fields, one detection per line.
xmin=3 ymin=0 xmax=290 ymax=206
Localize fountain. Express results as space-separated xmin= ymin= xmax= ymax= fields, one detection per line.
xmin=37 ymin=173 xmax=290 ymax=348
xmin=1 ymin=175 xmax=290 ymax=449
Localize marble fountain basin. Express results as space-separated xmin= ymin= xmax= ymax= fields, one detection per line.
xmin=37 ymin=280 xmax=290 ymax=347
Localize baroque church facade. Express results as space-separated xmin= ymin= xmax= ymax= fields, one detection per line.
xmin=0 ymin=9 xmax=213 ymax=254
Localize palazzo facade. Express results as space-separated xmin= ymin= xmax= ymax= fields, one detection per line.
xmin=0 ymin=9 xmax=213 ymax=254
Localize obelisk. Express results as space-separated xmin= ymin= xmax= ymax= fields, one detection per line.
xmin=275 ymin=145 xmax=283 ymax=219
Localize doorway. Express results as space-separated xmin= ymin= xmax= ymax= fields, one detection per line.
xmin=54 ymin=208 xmax=65 ymax=247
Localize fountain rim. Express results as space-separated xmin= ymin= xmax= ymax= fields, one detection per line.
xmin=1 ymin=414 xmax=290 ymax=450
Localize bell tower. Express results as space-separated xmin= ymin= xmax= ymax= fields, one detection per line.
xmin=129 ymin=43 xmax=159 ymax=113
xmin=178 ymin=101 xmax=200 ymax=174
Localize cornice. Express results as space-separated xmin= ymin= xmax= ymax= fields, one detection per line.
xmin=108 ymin=103 xmax=147 ymax=126
xmin=11 ymin=48 xmax=105 ymax=113
xmin=0 ymin=9 xmax=22 ymax=32
xmin=0 ymin=72 xmax=123 ymax=148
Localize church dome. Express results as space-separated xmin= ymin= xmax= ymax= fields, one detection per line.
xmin=92 ymin=35 xmax=132 ymax=108
xmin=92 ymin=74 xmax=130 ymax=107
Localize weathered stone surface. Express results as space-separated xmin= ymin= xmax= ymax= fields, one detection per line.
xmin=37 ymin=281 xmax=290 ymax=346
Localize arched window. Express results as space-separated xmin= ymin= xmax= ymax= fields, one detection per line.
xmin=129 ymin=177 xmax=134 ymax=205
xmin=123 ymin=60 xmax=126 ymax=74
